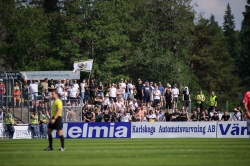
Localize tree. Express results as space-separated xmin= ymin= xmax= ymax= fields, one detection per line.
xmin=223 ymin=3 xmax=237 ymax=59
xmin=191 ymin=15 xmax=239 ymax=107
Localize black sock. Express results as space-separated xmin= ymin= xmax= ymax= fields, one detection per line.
xmin=48 ymin=135 xmax=53 ymax=148
xmin=59 ymin=135 xmax=64 ymax=148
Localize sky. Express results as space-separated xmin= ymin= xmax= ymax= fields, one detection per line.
xmin=193 ymin=0 xmax=247 ymax=30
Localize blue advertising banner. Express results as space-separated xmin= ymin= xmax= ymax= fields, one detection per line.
xmin=52 ymin=122 xmax=131 ymax=138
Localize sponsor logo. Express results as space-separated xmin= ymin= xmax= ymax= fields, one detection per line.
xmin=219 ymin=123 xmax=248 ymax=135
xmin=132 ymin=124 xmax=216 ymax=135
xmin=54 ymin=122 xmax=131 ymax=138
xmin=16 ymin=130 xmax=32 ymax=138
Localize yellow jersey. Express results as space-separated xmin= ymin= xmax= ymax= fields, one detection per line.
xmin=51 ymin=99 xmax=63 ymax=117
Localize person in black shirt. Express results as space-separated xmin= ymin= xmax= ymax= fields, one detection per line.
xmin=103 ymin=110 xmax=110 ymax=122
xmin=171 ymin=108 xmax=180 ymax=121
xmin=163 ymin=109 xmax=172 ymax=122
xmin=190 ymin=111 xmax=199 ymax=121
xmin=204 ymin=110 xmax=210 ymax=121
xmin=84 ymin=108 xmax=94 ymax=122
xmin=211 ymin=112 xmax=219 ymax=121
xmin=180 ymin=109 xmax=188 ymax=121
xmin=89 ymin=79 xmax=96 ymax=104
xmin=200 ymin=111 xmax=206 ymax=121
xmin=182 ymin=87 xmax=190 ymax=112
xmin=164 ymin=89 xmax=173 ymax=109
xmin=221 ymin=111 xmax=231 ymax=121
xmin=135 ymin=79 xmax=143 ymax=102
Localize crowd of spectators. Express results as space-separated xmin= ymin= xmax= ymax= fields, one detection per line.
xmin=0 ymin=77 xmax=247 ymax=123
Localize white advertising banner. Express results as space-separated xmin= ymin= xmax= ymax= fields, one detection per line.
xmin=217 ymin=121 xmax=249 ymax=138
xmin=0 ymin=123 xmax=6 ymax=137
xmin=131 ymin=122 xmax=217 ymax=138
xmin=13 ymin=126 xmax=32 ymax=139
xmin=20 ymin=71 xmax=80 ymax=80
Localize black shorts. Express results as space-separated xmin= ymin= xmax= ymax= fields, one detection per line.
xmin=48 ymin=116 xmax=63 ymax=130
xmin=183 ymin=100 xmax=189 ymax=107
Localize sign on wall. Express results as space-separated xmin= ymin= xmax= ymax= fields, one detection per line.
xmin=131 ymin=122 xmax=217 ymax=138
xmin=217 ymin=121 xmax=248 ymax=138
xmin=20 ymin=71 xmax=80 ymax=80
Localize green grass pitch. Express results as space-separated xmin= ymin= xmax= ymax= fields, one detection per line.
xmin=0 ymin=138 xmax=249 ymax=166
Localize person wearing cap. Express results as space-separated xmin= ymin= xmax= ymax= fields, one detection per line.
xmin=5 ymin=108 xmax=15 ymax=139
xmin=30 ymin=111 xmax=40 ymax=138
xmin=211 ymin=111 xmax=220 ymax=121
xmin=44 ymin=88 xmax=65 ymax=151
xmin=0 ymin=78 xmax=6 ymax=108
xmin=171 ymin=84 xmax=179 ymax=109
xmin=232 ymin=108 xmax=241 ymax=121
xmin=29 ymin=78 xmax=40 ymax=108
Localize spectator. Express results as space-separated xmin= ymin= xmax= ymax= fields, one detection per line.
xmin=153 ymin=85 xmax=161 ymax=108
xmin=146 ymin=109 xmax=156 ymax=122
xmin=180 ymin=109 xmax=189 ymax=121
xmin=55 ymin=80 xmax=63 ymax=97
xmin=200 ymin=111 xmax=207 ymax=121
xmin=104 ymin=80 xmax=111 ymax=96
xmin=103 ymin=110 xmax=111 ymax=122
xmin=95 ymin=109 xmax=103 ymax=122
xmin=68 ymin=84 xmax=79 ymax=106
xmin=108 ymin=98 xmax=117 ymax=113
xmin=134 ymin=108 xmax=142 ymax=122
xmin=190 ymin=111 xmax=199 ymax=121
xmin=211 ymin=112 xmax=219 ymax=121
xmin=97 ymin=81 xmax=103 ymax=97
xmin=22 ymin=84 xmax=29 ymax=106
xmin=30 ymin=111 xmax=39 ymax=138
xmin=135 ymin=79 xmax=143 ymax=102
xmin=196 ymin=107 xmax=201 ymax=118
xmin=182 ymin=86 xmax=190 ymax=112
xmin=208 ymin=91 xmax=217 ymax=113
xmin=237 ymin=105 xmax=244 ymax=121
xmin=84 ymin=108 xmax=94 ymax=122
xmin=61 ymin=88 xmax=68 ymax=106
xmin=14 ymin=81 xmax=20 ymax=90
xmin=94 ymin=91 xmax=102 ymax=110
xmin=142 ymin=81 xmax=152 ymax=107
xmin=204 ymin=110 xmax=210 ymax=121
xmin=103 ymin=94 xmax=110 ymax=110
xmin=13 ymin=88 xmax=21 ymax=107
xmin=44 ymin=88 xmax=51 ymax=110
xmin=164 ymin=88 xmax=173 ymax=109
xmin=171 ymin=108 xmax=180 ymax=121
xmin=221 ymin=111 xmax=231 ymax=121
xmin=29 ymin=78 xmax=40 ymax=108
xmin=80 ymin=79 xmax=86 ymax=102
xmin=73 ymin=80 xmax=79 ymax=90
xmin=171 ymin=84 xmax=179 ymax=109
xmin=158 ymin=82 xmax=164 ymax=106
xmin=232 ymin=108 xmax=241 ymax=121
xmin=48 ymin=79 xmax=54 ymax=88
xmin=89 ymin=79 xmax=96 ymax=104
xmin=40 ymin=78 xmax=48 ymax=100
xmin=126 ymin=79 xmax=134 ymax=103
xmin=119 ymin=78 xmax=127 ymax=100
xmin=109 ymin=84 xmax=117 ymax=102
xmin=150 ymin=82 xmax=155 ymax=103
xmin=84 ymin=82 xmax=90 ymax=105
xmin=116 ymin=98 xmax=125 ymax=112
xmin=163 ymin=109 xmax=172 ymax=122
xmin=156 ymin=110 xmax=164 ymax=122
xmin=217 ymin=110 xmax=222 ymax=121
xmin=119 ymin=110 xmax=132 ymax=122
xmin=196 ymin=91 xmax=205 ymax=112
xmin=210 ymin=108 xmax=216 ymax=118
xmin=39 ymin=109 xmax=48 ymax=138
xmin=116 ymin=85 xmax=124 ymax=102
xmin=64 ymin=79 xmax=70 ymax=89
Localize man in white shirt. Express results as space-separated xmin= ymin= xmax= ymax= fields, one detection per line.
xmin=29 ymin=78 xmax=40 ymax=107
xmin=109 ymin=84 xmax=117 ymax=102
xmin=129 ymin=99 xmax=138 ymax=112
xmin=119 ymin=79 xmax=126 ymax=100
xmin=232 ymin=108 xmax=241 ymax=121
xmin=55 ymin=80 xmax=63 ymax=97
xmin=68 ymin=84 xmax=79 ymax=106
xmin=73 ymin=80 xmax=79 ymax=90
xmin=153 ymin=86 xmax=161 ymax=108
xmin=119 ymin=110 xmax=131 ymax=122
xmin=171 ymin=84 xmax=179 ymax=109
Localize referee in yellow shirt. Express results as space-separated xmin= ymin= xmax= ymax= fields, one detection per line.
xmin=44 ymin=88 xmax=65 ymax=151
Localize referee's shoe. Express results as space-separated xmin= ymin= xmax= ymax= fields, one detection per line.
xmin=44 ymin=147 xmax=65 ymax=151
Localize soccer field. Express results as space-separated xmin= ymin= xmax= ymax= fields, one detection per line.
xmin=0 ymin=138 xmax=249 ymax=166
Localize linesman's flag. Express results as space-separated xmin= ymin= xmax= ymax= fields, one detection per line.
xmin=73 ymin=59 xmax=93 ymax=73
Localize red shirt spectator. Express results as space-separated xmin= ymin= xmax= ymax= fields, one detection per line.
xmin=0 ymin=79 xmax=6 ymax=95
